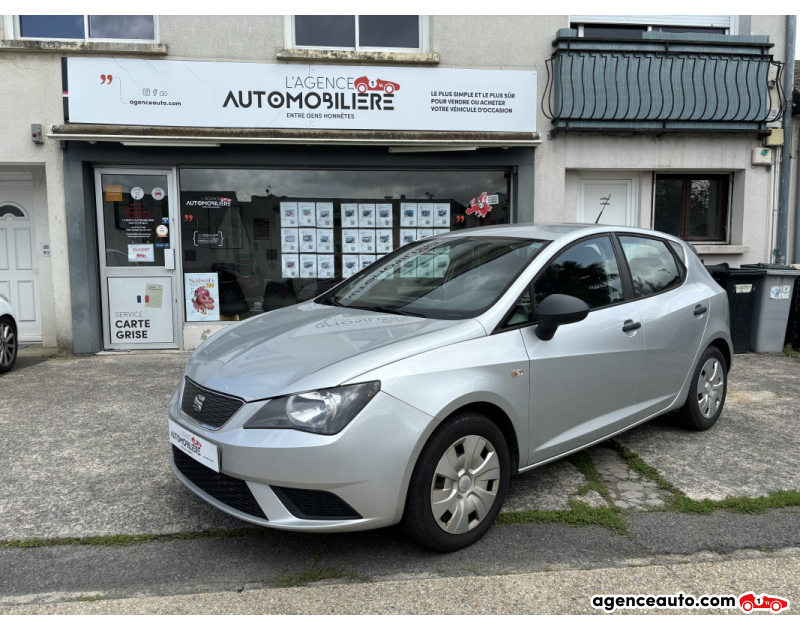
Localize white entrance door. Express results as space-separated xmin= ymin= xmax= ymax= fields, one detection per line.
xmin=0 ymin=179 xmax=42 ymax=342
xmin=95 ymin=168 xmax=182 ymax=350
xmin=577 ymin=174 xmax=638 ymax=227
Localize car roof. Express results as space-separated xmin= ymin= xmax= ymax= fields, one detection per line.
xmin=431 ymin=223 xmax=684 ymax=246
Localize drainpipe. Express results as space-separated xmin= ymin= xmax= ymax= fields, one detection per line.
xmin=796 ymin=119 xmax=800 ymax=263
xmin=776 ymin=15 xmax=795 ymax=264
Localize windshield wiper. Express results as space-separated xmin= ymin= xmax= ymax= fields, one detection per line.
xmin=320 ymin=295 xmax=343 ymax=307
xmin=351 ymin=305 xmax=427 ymax=319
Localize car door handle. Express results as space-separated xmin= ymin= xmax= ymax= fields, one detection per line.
xmin=694 ymin=305 xmax=708 ymax=316
xmin=622 ymin=321 xmax=641 ymax=332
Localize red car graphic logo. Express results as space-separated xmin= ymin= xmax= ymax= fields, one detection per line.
xmin=191 ymin=437 xmax=202 ymax=448
xmin=354 ymin=76 xmax=400 ymax=94
xmin=465 ymin=192 xmax=493 ymax=219
xmin=738 ymin=592 xmax=790 ymax=613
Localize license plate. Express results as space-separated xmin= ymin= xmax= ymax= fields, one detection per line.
xmin=169 ymin=419 xmax=220 ymax=472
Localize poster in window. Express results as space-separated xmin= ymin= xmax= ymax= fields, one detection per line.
xmin=376 ymin=203 xmax=393 ymax=228
xmin=318 ymin=254 xmax=335 ymax=278
xmin=280 ymin=202 xmax=298 ymax=227
xmin=281 ymin=227 xmax=299 ymax=253
xmin=434 ymin=250 xmax=450 ymax=278
xmin=358 ymin=204 xmax=375 ymax=228
xmin=300 ymin=254 xmax=317 ymax=278
xmin=317 ymin=229 xmax=334 ymax=253
xmin=341 ymin=203 xmax=358 ymax=227
xmin=281 ymin=254 xmax=299 ymax=278
xmin=418 ymin=203 xmax=434 ymax=227
xmin=359 ymin=254 xmax=376 ymax=270
xmin=252 ymin=218 xmax=270 ymax=240
xmin=400 ymin=229 xmax=417 ymax=246
xmin=299 ymin=202 xmax=316 ymax=227
xmin=401 ymin=257 xmax=417 ymax=278
xmin=342 ymin=229 xmax=359 ymax=253
xmin=359 ymin=229 xmax=376 ymax=253
xmin=417 ymin=228 xmax=434 ymax=240
xmin=342 ymin=254 xmax=359 ymax=278
xmin=317 ymin=202 xmax=334 ymax=228
xmin=299 ymin=227 xmax=317 ymax=252
xmin=417 ymin=254 xmax=434 ymax=278
xmin=434 ymin=203 xmax=451 ymax=227
xmin=401 ymin=202 xmax=417 ymax=227
xmin=376 ymin=229 xmax=393 ymax=253
xmin=185 ymin=272 xmax=220 ymax=322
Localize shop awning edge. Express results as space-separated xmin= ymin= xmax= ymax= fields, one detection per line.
xmin=47 ymin=125 xmax=541 ymax=147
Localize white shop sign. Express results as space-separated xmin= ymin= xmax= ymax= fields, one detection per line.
xmin=65 ymin=58 xmax=536 ymax=133
xmin=107 ymin=277 xmax=174 ymax=343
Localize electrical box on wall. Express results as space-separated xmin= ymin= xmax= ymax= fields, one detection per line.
xmin=752 ymin=147 xmax=772 ymax=165
xmin=764 ymin=128 xmax=784 ymax=146
xmin=31 ymin=124 xmax=43 ymax=144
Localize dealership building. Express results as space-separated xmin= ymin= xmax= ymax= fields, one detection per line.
xmin=0 ymin=15 xmax=796 ymax=354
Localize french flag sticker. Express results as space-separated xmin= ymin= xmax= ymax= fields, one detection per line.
xmin=137 ymin=295 xmax=150 ymax=304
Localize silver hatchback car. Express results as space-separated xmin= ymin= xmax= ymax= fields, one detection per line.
xmin=169 ymin=224 xmax=731 ymax=551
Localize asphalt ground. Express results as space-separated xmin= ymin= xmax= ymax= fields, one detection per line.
xmin=1 ymin=349 xmax=799 ymax=611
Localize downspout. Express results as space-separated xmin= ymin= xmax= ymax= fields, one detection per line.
xmin=776 ymin=15 xmax=796 ymax=263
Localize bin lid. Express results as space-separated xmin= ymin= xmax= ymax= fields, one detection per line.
xmin=705 ymin=264 xmax=766 ymax=277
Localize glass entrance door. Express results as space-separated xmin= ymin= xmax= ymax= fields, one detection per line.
xmin=95 ymin=168 xmax=181 ymax=350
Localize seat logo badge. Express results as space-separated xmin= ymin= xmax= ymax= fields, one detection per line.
xmin=511 ymin=369 xmax=524 ymax=378
xmin=193 ymin=394 xmax=206 ymax=413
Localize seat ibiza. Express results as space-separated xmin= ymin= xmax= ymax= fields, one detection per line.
xmin=169 ymin=224 xmax=731 ymax=551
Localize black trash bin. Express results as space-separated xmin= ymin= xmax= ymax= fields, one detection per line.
xmin=705 ymin=263 xmax=767 ymax=354
xmin=784 ymin=276 xmax=800 ymax=351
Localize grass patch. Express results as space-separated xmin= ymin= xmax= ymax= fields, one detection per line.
xmin=0 ymin=527 xmax=275 ymax=550
xmin=495 ymin=501 xmax=628 ymax=536
xmin=270 ymin=567 xmax=369 ymax=587
xmin=567 ymin=451 xmax=613 ymax=502
xmin=667 ymin=490 xmax=800 ymax=515
xmin=609 ymin=441 xmax=681 ymax=495
xmin=782 ymin=344 xmax=800 ymax=361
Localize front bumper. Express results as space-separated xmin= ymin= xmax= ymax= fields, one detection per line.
xmin=168 ymin=386 xmax=436 ymax=532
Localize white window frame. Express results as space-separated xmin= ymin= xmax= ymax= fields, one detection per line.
xmin=5 ymin=15 xmax=159 ymax=43
xmin=570 ymin=15 xmax=737 ymax=36
xmin=285 ymin=15 xmax=430 ymax=53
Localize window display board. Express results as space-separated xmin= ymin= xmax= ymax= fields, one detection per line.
xmin=185 ymin=272 xmax=220 ymax=321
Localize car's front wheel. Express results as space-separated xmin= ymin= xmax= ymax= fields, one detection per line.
xmin=0 ymin=316 xmax=18 ymax=374
xmin=678 ymin=345 xmax=727 ymax=431
xmin=402 ymin=411 xmax=510 ymax=552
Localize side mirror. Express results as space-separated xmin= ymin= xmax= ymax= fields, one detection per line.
xmin=534 ymin=294 xmax=590 ymax=341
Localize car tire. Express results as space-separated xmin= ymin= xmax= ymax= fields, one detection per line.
xmin=402 ymin=411 xmax=510 ymax=552
xmin=678 ymin=346 xmax=727 ymax=431
xmin=0 ymin=316 xmax=18 ymax=374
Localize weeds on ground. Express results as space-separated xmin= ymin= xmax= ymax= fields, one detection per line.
xmin=495 ymin=501 xmax=628 ymax=536
xmin=782 ymin=344 xmax=800 ymax=362
xmin=269 ymin=542 xmax=370 ymax=587
xmin=567 ymin=451 xmax=613 ymax=502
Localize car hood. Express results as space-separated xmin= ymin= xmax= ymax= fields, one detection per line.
xmin=185 ymin=302 xmax=486 ymax=401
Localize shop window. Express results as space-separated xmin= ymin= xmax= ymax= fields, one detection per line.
xmin=653 ymin=174 xmax=730 ymax=241
xmin=16 ymin=15 xmax=156 ymax=41
xmin=292 ymin=16 xmax=425 ymax=51
xmin=179 ymin=168 xmax=511 ymax=322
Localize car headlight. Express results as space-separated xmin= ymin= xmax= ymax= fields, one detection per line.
xmin=243 ymin=382 xmax=380 ymax=435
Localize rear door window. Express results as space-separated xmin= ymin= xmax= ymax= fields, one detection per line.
xmin=618 ymin=236 xmax=682 ymax=298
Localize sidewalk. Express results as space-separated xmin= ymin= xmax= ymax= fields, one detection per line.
xmin=3 ymin=553 xmax=798 ymax=614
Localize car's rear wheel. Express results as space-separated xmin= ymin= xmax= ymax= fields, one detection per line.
xmin=0 ymin=317 xmax=18 ymax=374
xmin=678 ymin=346 xmax=727 ymax=431
xmin=771 ymin=601 xmax=782 ymax=612
xmin=402 ymin=411 xmax=510 ymax=552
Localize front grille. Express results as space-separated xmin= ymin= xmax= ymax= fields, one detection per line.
xmin=272 ymin=486 xmax=361 ymax=520
xmin=172 ymin=446 xmax=267 ymax=520
xmin=180 ymin=377 xmax=244 ymax=429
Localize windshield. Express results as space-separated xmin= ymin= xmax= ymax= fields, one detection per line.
xmin=321 ymin=236 xmax=550 ymax=319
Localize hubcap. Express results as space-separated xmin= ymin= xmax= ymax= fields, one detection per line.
xmin=696 ymin=358 xmax=724 ymax=418
xmin=430 ymin=435 xmax=500 ymax=535
xmin=1 ymin=323 xmax=16 ymax=367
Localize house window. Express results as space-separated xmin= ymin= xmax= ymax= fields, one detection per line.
xmin=291 ymin=15 xmax=426 ymax=52
xmin=653 ymin=174 xmax=731 ymax=241
xmin=15 ymin=15 xmax=156 ymax=41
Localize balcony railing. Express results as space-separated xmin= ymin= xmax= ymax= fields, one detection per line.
xmin=543 ymin=30 xmax=786 ymax=133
